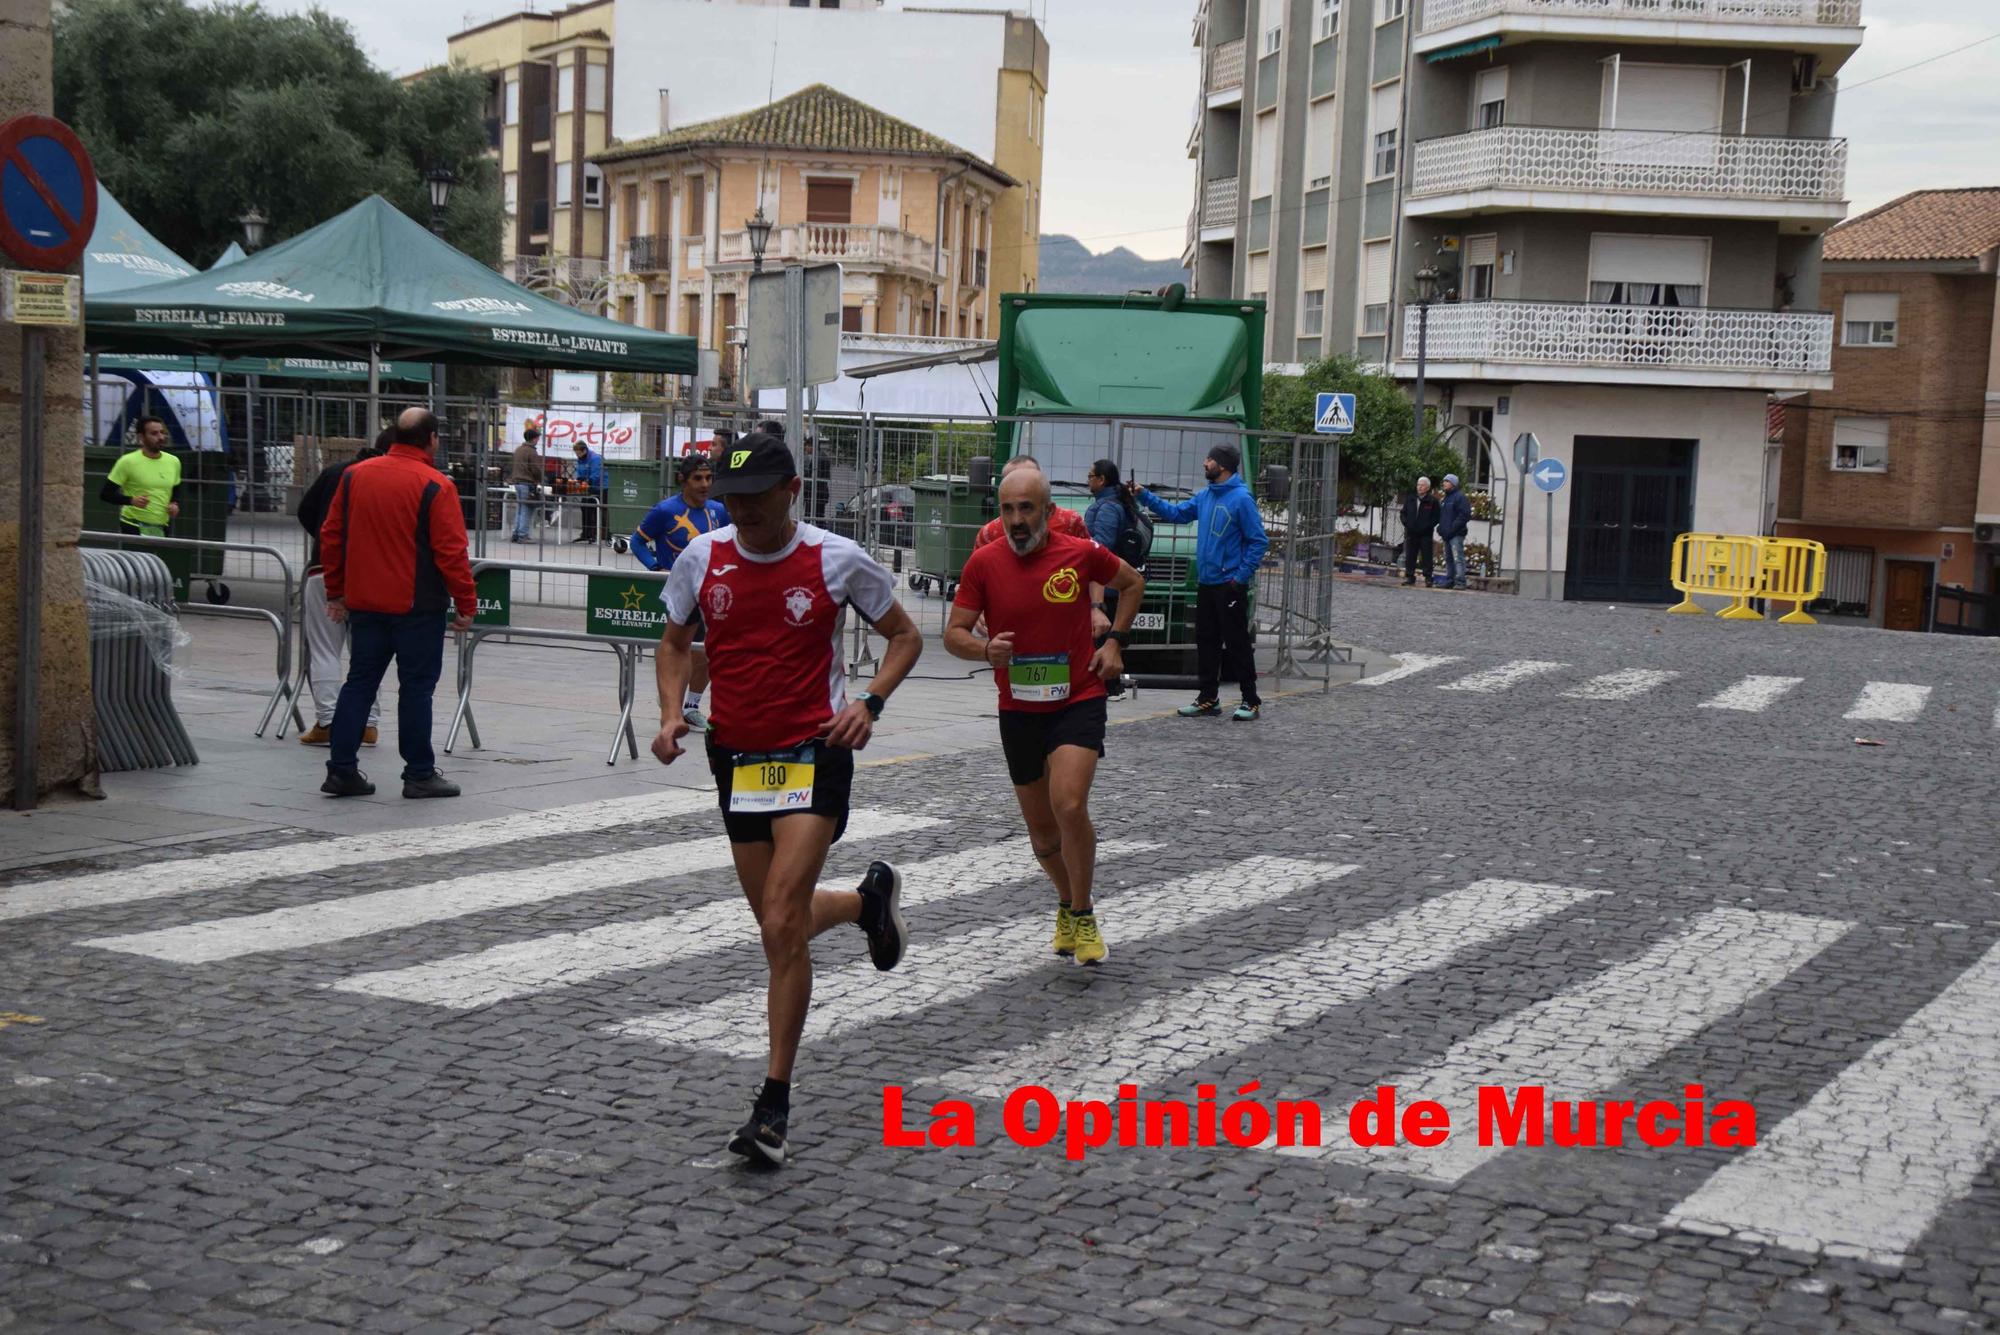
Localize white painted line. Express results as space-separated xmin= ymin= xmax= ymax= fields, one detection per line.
xmin=1354 ymin=653 xmax=1463 ymax=688
xmin=1843 ymin=682 xmax=1932 ymax=723
xmin=332 ymin=839 xmax=1159 ymax=1009
xmin=939 ymin=878 xmax=1600 ymax=1098
xmin=1698 ymin=675 xmax=1803 ymax=713
xmin=78 ymin=810 xmax=937 ymax=964
xmin=1664 ymin=940 xmax=2000 ymax=1265
xmin=1321 ymin=907 xmax=1852 ymax=1183
xmin=1 ymin=788 xmax=721 ymax=923
xmin=613 ymin=855 xmax=1358 ymax=1059
xmin=1563 ymin=669 xmax=1679 ymax=702
xmin=1438 ymin=661 xmax=1568 ymax=694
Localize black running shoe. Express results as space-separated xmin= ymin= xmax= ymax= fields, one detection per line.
xmin=856 ymin=860 xmax=907 ymax=972
xmin=728 ymin=1099 xmax=788 ymax=1167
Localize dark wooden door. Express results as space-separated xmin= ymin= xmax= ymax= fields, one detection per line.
xmin=1563 ymin=437 xmax=1696 ymax=602
xmin=1883 ymin=560 xmax=1929 ymax=631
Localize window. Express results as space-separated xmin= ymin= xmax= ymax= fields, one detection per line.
xmin=1831 ymin=417 xmax=1889 ymax=473
xmin=1843 ymin=292 xmax=1899 ymax=347
xmin=1475 ymin=67 xmax=1508 ymax=129
xmin=1362 ymin=239 xmax=1390 ymax=334
xmin=1369 ymin=83 xmax=1400 ymax=178
xmin=1464 ymin=233 xmax=1496 ymax=301
xmin=1306 ymin=97 xmax=1335 ymax=191
xmin=1263 ymin=20 xmax=1283 ymax=55
xmin=685 ymin=174 xmax=706 ymax=236
xmin=1462 ymin=407 xmax=1495 ymax=485
xmin=842 ymin=306 xmax=864 ymax=333
xmin=1252 ymin=110 xmax=1278 ymax=198
xmin=503 ymin=172 xmax=518 ymax=216
xmin=1301 ymin=247 xmax=1328 ymax=335
xmin=806 ymin=176 xmax=853 ymax=224
xmin=1027 ymin=91 xmax=1040 ymax=144
xmin=1248 ymin=252 xmax=1270 ymax=299
xmin=558 ymin=63 xmax=577 ymax=116
xmin=582 ymin=163 xmax=604 ymax=209
xmin=554 ymin=161 xmax=573 ymax=208
xmin=1377 ymin=0 xmax=1404 ymax=21
xmin=1317 ymin=0 xmax=1339 ymax=41
xmin=585 ymin=63 xmax=607 ymax=114
xmin=1587 ymin=234 xmax=1708 ymax=307
xmin=504 ymin=79 xmax=520 ymax=126
xmin=620 ymin=295 xmax=636 ymax=326
xmin=652 ymin=292 xmax=668 ymax=332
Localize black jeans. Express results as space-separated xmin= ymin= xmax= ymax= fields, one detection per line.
xmin=1405 ymin=527 xmax=1437 ymax=583
xmin=579 ymin=489 xmax=604 ymax=541
xmin=1194 ymin=581 xmax=1259 ymax=707
xmin=331 ymin=610 xmax=447 ymax=779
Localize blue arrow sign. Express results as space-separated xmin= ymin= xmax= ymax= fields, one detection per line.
xmin=1313 ymin=391 xmax=1356 ymax=435
xmin=1530 ymin=457 xmax=1567 ymax=493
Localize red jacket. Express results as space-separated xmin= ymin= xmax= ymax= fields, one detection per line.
xmin=319 ymin=443 xmax=477 ymax=619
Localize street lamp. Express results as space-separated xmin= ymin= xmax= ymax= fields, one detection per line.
xmin=238 ymin=207 xmax=268 ymax=251
xmin=424 ymin=164 xmax=457 ymax=236
xmin=746 ymin=205 xmax=774 ymax=274
xmin=1410 ymin=263 xmax=1441 ymax=450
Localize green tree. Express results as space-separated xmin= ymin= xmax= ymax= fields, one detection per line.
xmin=1263 ymin=354 xmax=1464 ymax=508
xmin=54 ymin=0 xmax=500 ymax=267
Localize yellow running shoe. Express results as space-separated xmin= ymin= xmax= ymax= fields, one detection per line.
xmin=1051 ymin=904 xmax=1076 ymax=957
xmin=1071 ymin=911 xmax=1108 ymax=967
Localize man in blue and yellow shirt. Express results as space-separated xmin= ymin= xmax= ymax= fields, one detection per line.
xmin=631 ymin=454 xmax=729 ymax=727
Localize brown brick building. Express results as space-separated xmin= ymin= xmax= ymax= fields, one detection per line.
xmin=1776 ymin=188 xmax=2000 ymax=631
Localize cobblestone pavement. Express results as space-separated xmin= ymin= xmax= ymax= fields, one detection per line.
xmin=4 ymin=582 xmax=1999 ymax=1333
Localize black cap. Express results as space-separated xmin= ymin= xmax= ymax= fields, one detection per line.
xmin=710 ymin=431 xmax=797 ymax=497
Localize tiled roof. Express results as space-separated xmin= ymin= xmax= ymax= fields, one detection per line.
xmin=597 ymin=83 xmax=1012 ymax=182
xmin=1823 ymin=188 xmax=2000 ymax=262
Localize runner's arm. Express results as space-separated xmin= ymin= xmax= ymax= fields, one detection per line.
xmin=629 ymin=530 xmax=662 ymax=570
xmin=651 ymin=618 xmax=697 ymax=764
xmin=1089 ymin=557 xmax=1146 ymax=680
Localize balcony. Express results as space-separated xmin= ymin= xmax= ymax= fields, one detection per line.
xmin=1207 ymin=38 xmax=1245 ymax=104
xmin=1415 ymin=0 xmax=1864 ymax=72
xmin=1406 ymin=125 xmax=1848 ymax=228
xmin=1401 ymin=299 xmax=1833 ymax=390
xmin=626 ymin=233 xmax=670 ymax=272
xmin=1200 ymin=177 xmax=1239 ymax=235
xmin=710 ymin=223 xmax=937 ymax=276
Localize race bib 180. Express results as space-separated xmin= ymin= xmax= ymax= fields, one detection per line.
xmin=729 ymin=746 xmax=817 ymax=813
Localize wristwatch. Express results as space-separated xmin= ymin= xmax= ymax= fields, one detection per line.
xmin=856 ymin=691 xmax=886 ymax=719
xmin=1095 ymin=629 xmax=1131 ymax=648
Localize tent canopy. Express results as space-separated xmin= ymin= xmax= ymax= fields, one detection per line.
xmin=85 ymin=182 xmax=199 ymax=293
xmin=208 ymin=240 xmax=247 ymax=270
xmin=85 ymin=194 xmax=697 ymax=374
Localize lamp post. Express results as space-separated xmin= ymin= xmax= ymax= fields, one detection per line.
xmin=238 ymin=207 xmax=268 ymax=251
xmin=746 ymin=205 xmax=774 ymax=275
xmin=422 ymin=164 xmax=456 ymax=431
xmin=1411 ymin=263 xmax=1440 ymax=451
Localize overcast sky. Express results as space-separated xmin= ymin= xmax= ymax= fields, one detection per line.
xmin=226 ymin=0 xmax=1997 ymax=261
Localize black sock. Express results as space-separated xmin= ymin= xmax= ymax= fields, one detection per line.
xmin=758 ymin=1077 xmax=790 ymax=1112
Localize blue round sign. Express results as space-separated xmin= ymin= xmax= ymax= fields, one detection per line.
xmin=1530 ymin=457 xmax=1567 ymax=493
xmin=0 ymin=115 xmax=98 ymax=271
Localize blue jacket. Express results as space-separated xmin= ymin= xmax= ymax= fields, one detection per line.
xmin=1084 ymin=491 xmax=1127 ymax=550
xmin=1437 ymin=487 xmax=1472 ymax=540
xmin=1137 ymin=474 xmax=1269 ymax=585
xmin=572 ymin=450 xmax=606 ymax=489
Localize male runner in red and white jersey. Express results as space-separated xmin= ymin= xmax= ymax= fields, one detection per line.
xmin=946 ymin=466 xmax=1144 ymax=966
xmin=652 ymin=432 xmax=923 ymax=1167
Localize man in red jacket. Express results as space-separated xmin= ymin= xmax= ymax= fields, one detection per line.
xmin=317 ymin=407 xmax=478 ymax=799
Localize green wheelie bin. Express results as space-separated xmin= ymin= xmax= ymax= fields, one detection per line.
xmin=909 ymin=474 xmax=989 ymax=599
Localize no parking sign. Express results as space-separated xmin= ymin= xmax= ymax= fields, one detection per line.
xmin=0 ymin=115 xmax=98 ymax=272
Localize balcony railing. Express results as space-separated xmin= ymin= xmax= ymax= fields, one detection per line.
xmin=1408 ymin=125 xmax=1847 ymax=205
xmin=1420 ymin=0 xmax=1863 ymax=34
xmin=1208 ymin=38 xmax=1245 ymax=95
xmin=1404 ymin=300 xmax=1833 ymax=376
xmin=1201 ymin=177 xmax=1239 ymax=229
xmin=626 ymin=233 xmax=670 ymax=272
xmin=712 ymin=223 xmax=937 ymax=273
xmin=968 ymin=249 xmax=989 ymax=289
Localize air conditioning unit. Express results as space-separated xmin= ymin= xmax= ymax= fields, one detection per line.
xmin=1977 ymin=523 xmax=1996 ymax=543
xmin=1792 ymin=54 xmax=1820 ymax=94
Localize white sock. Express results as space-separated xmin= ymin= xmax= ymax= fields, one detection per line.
xmin=683 ymin=689 xmax=703 ymax=711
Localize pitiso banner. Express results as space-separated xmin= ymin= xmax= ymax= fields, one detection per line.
xmin=505 ymin=405 xmax=643 ymax=460
xmin=586 ymin=574 xmax=669 ymax=641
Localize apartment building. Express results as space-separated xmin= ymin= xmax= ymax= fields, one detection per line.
xmin=1186 ymin=0 xmax=1862 ymax=601
xmin=1774 ymin=189 xmax=2000 ymax=631
xmin=595 ymin=84 xmax=1014 ymax=386
xmin=447 ymin=3 xmax=616 ymax=292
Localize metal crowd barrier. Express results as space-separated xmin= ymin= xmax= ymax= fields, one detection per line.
xmin=80 ymin=531 xmax=308 ymax=735
xmin=1668 ymin=533 xmax=1826 ymax=624
xmin=445 ymin=559 xmax=672 ymax=766
xmin=80 ymin=549 xmax=198 ymax=771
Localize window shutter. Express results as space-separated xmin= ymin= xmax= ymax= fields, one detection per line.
xmin=1363 ymin=241 xmax=1391 ymax=305
xmin=1475 ymin=67 xmax=1508 ymax=107
xmin=806 ymin=178 xmax=853 ymax=224
xmin=1252 ymin=111 xmax=1279 ymax=197
xmin=1588 ymin=234 xmax=1707 ymax=285
xmin=1302 ymin=247 xmax=1328 ymax=290
xmin=1370 ymin=82 xmax=1400 ymax=138
xmin=1248 ymin=252 xmax=1271 ymax=295
xmin=1844 ymin=293 xmax=1898 ymax=322
xmin=1833 ymin=418 xmax=1889 ymax=451
xmin=1465 ymin=234 xmax=1498 ymax=269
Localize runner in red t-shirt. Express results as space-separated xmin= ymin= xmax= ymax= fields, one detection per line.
xmin=653 ymin=432 xmax=924 ymax=1168
xmin=947 ymin=467 xmax=1145 ymax=966
xmin=971 ymin=457 xmax=1108 ymax=638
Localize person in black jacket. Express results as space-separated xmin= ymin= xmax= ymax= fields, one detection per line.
xmin=1437 ymin=473 xmax=1472 ymax=590
xmin=1401 ymin=476 xmax=1441 ymax=587
xmin=294 ymin=431 xmax=388 ymax=746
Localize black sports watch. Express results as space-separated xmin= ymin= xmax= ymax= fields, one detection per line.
xmin=1095 ymin=629 xmax=1131 ymax=648
xmin=856 ymin=691 xmax=886 ymax=719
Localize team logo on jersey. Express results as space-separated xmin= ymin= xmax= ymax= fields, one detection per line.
xmin=782 ymin=586 xmax=818 ymax=626
xmin=1042 ymin=566 xmax=1083 ymax=604
xmin=705 ymin=583 xmax=733 ymax=619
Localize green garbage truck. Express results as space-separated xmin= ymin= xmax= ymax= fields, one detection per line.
xmin=993 ymin=288 xmax=1267 ymax=673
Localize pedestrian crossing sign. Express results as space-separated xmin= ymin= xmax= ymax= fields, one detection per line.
xmin=1314 ymin=392 xmax=1356 ymax=435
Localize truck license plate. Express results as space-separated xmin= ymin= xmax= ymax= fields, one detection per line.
xmin=1131 ymin=613 xmax=1165 ymax=631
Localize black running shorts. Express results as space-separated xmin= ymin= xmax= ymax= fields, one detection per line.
xmin=706 ymin=737 xmax=854 ymax=845
xmin=997 ymin=696 xmax=1108 ymax=787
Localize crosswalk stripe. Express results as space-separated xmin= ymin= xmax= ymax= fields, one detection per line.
xmin=938 ymin=878 xmax=1600 ymax=1098
xmin=1354 ymin=653 xmax=1462 ymax=688
xmin=1 ymin=787 xmax=720 ymax=923
xmin=1563 ymin=668 xmax=1678 ymax=702
xmin=1314 ymin=907 xmax=1852 ymax=1183
xmin=1439 ymin=660 xmax=1567 ymax=694
xmin=612 ymin=855 xmax=1358 ymax=1059
xmin=78 ymin=810 xmax=938 ymax=964
xmin=331 ymin=839 xmax=1160 ymax=1009
xmin=1663 ymin=940 xmax=2000 ymax=1265
xmin=1699 ymin=675 xmax=1802 ymax=713
xmin=1843 ymin=682 xmax=1931 ymax=723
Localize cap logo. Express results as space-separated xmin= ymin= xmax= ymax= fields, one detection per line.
xmin=730 ymin=449 xmax=751 ymax=468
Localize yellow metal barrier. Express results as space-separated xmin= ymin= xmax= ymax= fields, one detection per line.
xmin=1667 ymin=533 xmax=1825 ymax=624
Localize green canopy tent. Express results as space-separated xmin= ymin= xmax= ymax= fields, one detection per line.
xmin=208 ymin=240 xmax=247 ymax=270
xmin=86 ymin=194 xmax=697 ymax=426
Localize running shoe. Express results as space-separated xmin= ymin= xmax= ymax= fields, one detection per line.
xmin=1232 ymin=702 xmax=1260 ymax=722
xmin=1071 ymin=911 xmax=1108 ymax=967
xmin=728 ymin=1097 xmax=789 ymax=1167
xmin=682 ymin=708 xmax=706 ymax=732
xmin=1177 ymin=699 xmax=1222 ymax=718
xmin=856 ymin=860 xmax=907 ymax=971
xmin=1051 ymin=904 xmax=1077 ymax=957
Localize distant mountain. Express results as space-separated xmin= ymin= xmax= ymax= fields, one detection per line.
xmin=1037 ymin=235 xmax=1189 ymax=295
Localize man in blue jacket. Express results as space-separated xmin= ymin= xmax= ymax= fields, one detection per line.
xmin=570 ymin=440 xmax=607 ymax=543
xmin=1437 ymin=472 xmax=1472 ymax=590
xmin=1130 ymin=443 xmax=1269 ymax=720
